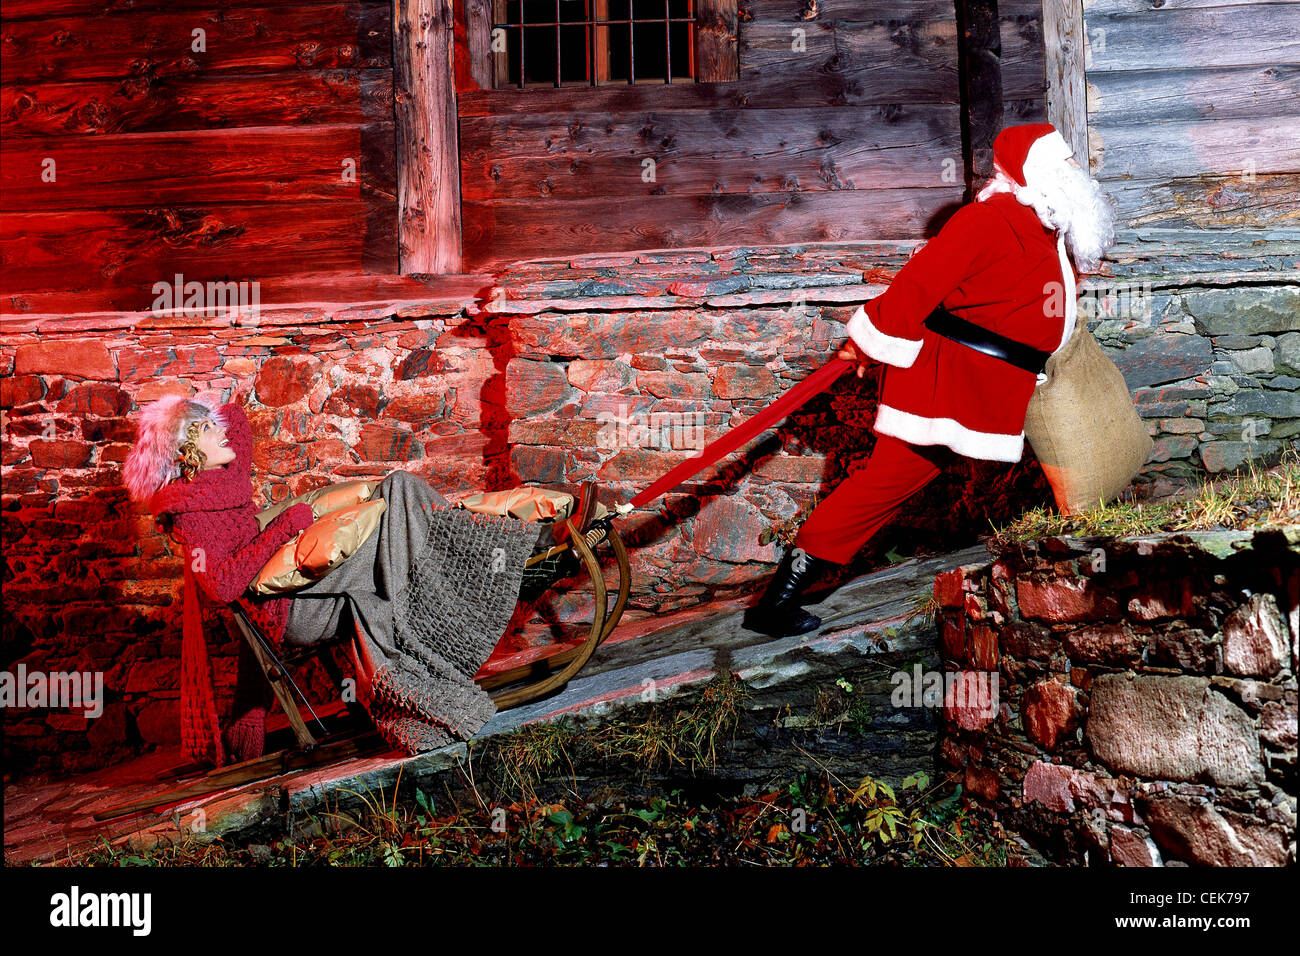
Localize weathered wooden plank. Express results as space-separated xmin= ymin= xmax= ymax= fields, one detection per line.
xmin=4 ymin=271 xmax=485 ymax=318
xmin=0 ymin=201 xmax=397 ymax=293
xmin=394 ymin=0 xmax=461 ymax=274
xmin=1082 ymin=4 xmax=1300 ymax=71
xmin=1001 ymin=6 xmax=1047 ymax=100
xmin=0 ymin=71 xmax=392 ymax=138
xmin=0 ymin=3 xmax=392 ymax=84
xmin=0 ymin=0 xmax=362 ymax=17
xmin=825 ymin=19 xmax=961 ymax=97
xmin=1088 ymin=65 xmax=1300 ymax=126
xmin=1044 ymin=0 xmax=1087 ymax=162
xmin=0 ymin=124 xmax=394 ymax=210
xmin=461 ymin=187 xmax=964 ymax=269
xmin=457 ymin=66 xmax=955 ymax=114
xmin=740 ymin=1 xmax=955 ymax=20
xmin=1005 ymin=97 xmax=1049 ymax=123
xmin=457 ymin=17 xmax=959 ymax=114
xmin=1104 ymin=173 xmax=1300 ymax=230
xmin=459 ymin=104 xmax=961 ymax=199
xmin=1086 ymin=0 xmax=1288 ymax=13
xmin=461 ymin=0 xmax=494 ymax=91
xmin=697 ymin=0 xmax=739 ymax=82
xmin=1092 ymin=116 xmax=1300 ymax=179
xmin=1000 ymin=0 xmax=1046 ymax=14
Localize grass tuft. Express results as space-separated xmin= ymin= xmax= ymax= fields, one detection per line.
xmin=991 ymin=447 xmax=1299 ymax=547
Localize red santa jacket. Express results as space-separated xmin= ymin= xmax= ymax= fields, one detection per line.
xmin=846 ymin=190 xmax=1080 ymax=462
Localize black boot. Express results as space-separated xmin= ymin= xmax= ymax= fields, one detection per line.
xmin=742 ymin=546 xmax=838 ymax=637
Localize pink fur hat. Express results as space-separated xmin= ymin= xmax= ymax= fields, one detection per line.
xmin=123 ymin=393 xmax=228 ymax=503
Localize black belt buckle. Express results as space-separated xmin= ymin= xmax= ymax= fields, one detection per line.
xmin=923 ymin=306 xmax=1051 ymax=375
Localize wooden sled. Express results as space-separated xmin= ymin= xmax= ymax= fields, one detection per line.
xmin=94 ymin=485 xmax=631 ymax=822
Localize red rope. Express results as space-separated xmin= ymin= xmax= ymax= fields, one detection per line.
xmin=629 ymin=356 xmax=853 ymax=509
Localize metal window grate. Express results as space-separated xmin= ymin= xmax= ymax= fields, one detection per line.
xmin=494 ymin=0 xmax=697 ymax=88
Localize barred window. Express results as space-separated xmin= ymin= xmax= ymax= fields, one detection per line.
xmin=475 ymin=0 xmax=738 ymax=89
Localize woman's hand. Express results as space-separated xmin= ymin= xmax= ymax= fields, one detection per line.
xmin=837 ymin=338 xmax=871 ymax=378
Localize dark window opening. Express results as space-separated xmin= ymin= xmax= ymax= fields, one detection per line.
xmin=494 ymin=0 xmax=698 ymax=88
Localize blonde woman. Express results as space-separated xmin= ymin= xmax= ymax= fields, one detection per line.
xmin=124 ymin=392 xmax=545 ymax=766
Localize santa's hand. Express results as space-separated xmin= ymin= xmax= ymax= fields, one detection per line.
xmin=836 ymin=339 xmax=870 ymax=378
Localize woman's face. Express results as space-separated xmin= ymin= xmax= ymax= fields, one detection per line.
xmin=194 ymin=418 xmax=236 ymax=469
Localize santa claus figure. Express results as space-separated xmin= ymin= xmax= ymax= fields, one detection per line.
xmin=743 ymin=122 xmax=1118 ymax=638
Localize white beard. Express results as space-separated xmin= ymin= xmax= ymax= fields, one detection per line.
xmin=976 ymin=161 xmax=1117 ymax=273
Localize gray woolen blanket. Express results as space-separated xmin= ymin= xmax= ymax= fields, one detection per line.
xmin=280 ymin=470 xmax=539 ymax=752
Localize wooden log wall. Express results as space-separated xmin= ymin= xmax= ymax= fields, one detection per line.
xmin=454 ymin=0 xmax=1047 ymax=270
xmin=1082 ymin=0 xmax=1300 ymax=230
xmin=1001 ymin=0 xmax=1049 ymax=125
xmin=0 ymin=0 xmax=398 ymax=313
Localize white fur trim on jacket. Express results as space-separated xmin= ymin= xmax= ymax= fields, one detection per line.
xmin=846 ymin=304 xmax=924 ymax=368
xmin=875 ymin=404 xmax=1025 ymax=462
xmin=1035 ymin=233 xmax=1078 ymax=385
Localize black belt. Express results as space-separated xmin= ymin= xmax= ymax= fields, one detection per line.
xmin=922 ymin=306 xmax=1051 ymax=375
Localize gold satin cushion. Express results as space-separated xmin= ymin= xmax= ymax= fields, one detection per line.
xmin=456 ymin=486 xmax=610 ymax=524
xmin=255 ymin=480 xmax=378 ymax=531
xmin=252 ymin=499 xmax=387 ymax=595
xmin=457 ymin=487 xmax=574 ymax=523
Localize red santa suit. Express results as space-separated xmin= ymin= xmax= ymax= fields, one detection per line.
xmin=846 ymin=187 xmax=1079 ymax=463
xmin=793 ymin=123 xmax=1083 ymax=564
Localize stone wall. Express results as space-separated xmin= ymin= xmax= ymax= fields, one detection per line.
xmin=1092 ymin=231 xmax=1300 ymax=484
xmin=2 ymin=237 xmax=1295 ymax=781
xmin=935 ymin=528 xmax=1299 ymax=866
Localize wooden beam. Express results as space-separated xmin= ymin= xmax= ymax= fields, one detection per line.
xmin=394 ymin=0 xmax=463 ymax=274
xmin=461 ymin=187 xmax=964 ymax=270
xmin=459 ymin=104 xmax=961 ymax=199
xmin=954 ymin=0 xmax=1003 ymax=198
xmin=595 ymin=0 xmax=612 ymax=85
xmin=1 ymin=201 xmax=399 ymax=294
xmin=1042 ymin=0 xmax=1087 ymax=165
xmin=0 ymin=4 xmax=392 ymax=84
xmin=696 ymin=0 xmax=739 ymax=82
xmin=1 ymin=125 xmax=394 ymax=211
xmin=464 ymin=0 xmax=496 ymax=89
xmin=0 ymin=71 xmax=394 ymax=139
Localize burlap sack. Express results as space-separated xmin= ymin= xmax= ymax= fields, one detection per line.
xmin=1023 ymin=320 xmax=1153 ymax=515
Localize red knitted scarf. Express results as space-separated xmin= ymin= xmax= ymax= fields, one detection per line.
xmin=181 ymin=557 xmax=226 ymax=767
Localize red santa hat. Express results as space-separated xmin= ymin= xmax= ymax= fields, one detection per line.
xmin=991 ymin=122 xmax=1074 ymax=188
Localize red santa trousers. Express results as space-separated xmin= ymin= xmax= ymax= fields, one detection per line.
xmin=793 ymin=431 xmax=958 ymax=565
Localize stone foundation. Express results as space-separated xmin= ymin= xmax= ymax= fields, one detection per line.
xmin=935 ymin=527 xmax=1299 ymax=866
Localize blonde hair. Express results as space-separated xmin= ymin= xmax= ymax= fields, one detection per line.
xmin=176 ymin=418 xmax=208 ymax=483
